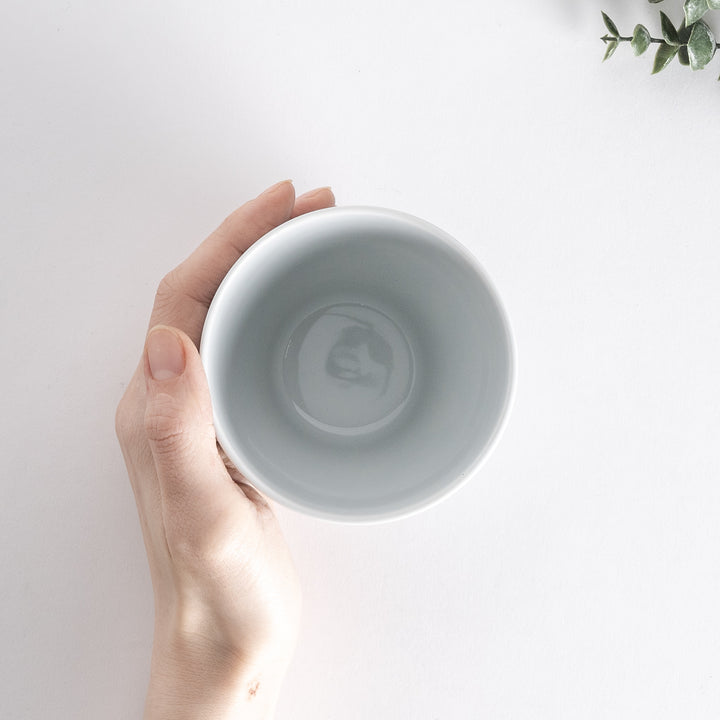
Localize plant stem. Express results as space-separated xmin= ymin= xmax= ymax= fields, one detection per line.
xmin=611 ymin=35 xmax=720 ymax=49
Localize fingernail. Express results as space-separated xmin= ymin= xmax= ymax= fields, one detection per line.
xmin=147 ymin=326 xmax=185 ymax=380
xmin=301 ymin=186 xmax=333 ymax=200
xmin=263 ymin=179 xmax=293 ymax=195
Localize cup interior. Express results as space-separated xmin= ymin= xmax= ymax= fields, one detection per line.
xmin=201 ymin=207 xmax=513 ymax=522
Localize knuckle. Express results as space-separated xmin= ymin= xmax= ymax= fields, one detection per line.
xmin=114 ymin=392 xmax=136 ymax=443
xmin=157 ymin=270 xmax=179 ymax=297
xmin=152 ymin=271 xmax=182 ymax=312
xmin=143 ymin=394 xmax=188 ymax=451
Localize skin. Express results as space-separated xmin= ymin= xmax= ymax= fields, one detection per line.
xmin=114 ymin=181 xmax=335 ymax=719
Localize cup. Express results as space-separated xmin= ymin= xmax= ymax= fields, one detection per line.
xmin=200 ymin=206 xmax=515 ymax=523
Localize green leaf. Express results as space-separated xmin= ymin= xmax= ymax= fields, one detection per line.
xmin=684 ymin=0 xmax=709 ymax=25
xmin=603 ymin=40 xmax=619 ymax=62
xmin=678 ymin=45 xmax=690 ymax=65
xmin=652 ymin=42 xmax=680 ymax=73
xmin=688 ymin=19 xmax=716 ymax=70
xmin=631 ymin=24 xmax=652 ymax=55
xmin=602 ymin=12 xmax=619 ymax=38
xmin=677 ymin=18 xmax=691 ymax=44
xmin=660 ymin=12 xmax=680 ymax=45
xmin=708 ymin=0 xmax=720 ymax=9
xmin=648 ymin=0 xmax=664 ymax=3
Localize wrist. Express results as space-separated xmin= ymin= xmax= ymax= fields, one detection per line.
xmin=144 ymin=627 xmax=293 ymax=720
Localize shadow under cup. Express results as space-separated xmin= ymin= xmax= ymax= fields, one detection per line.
xmin=200 ymin=207 xmax=514 ymax=523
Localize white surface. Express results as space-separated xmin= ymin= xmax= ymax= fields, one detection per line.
xmin=2 ymin=0 xmax=719 ymax=717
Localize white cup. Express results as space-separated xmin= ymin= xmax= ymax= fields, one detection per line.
xmin=200 ymin=206 xmax=515 ymax=523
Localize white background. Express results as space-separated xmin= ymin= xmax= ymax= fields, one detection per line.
xmin=2 ymin=1 xmax=720 ymax=717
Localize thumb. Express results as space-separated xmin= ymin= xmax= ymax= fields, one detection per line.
xmin=142 ymin=325 xmax=229 ymax=510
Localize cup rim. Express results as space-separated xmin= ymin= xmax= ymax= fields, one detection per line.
xmin=200 ymin=205 xmax=516 ymax=524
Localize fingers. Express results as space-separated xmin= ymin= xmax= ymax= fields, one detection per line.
xmin=291 ymin=186 xmax=335 ymax=218
xmin=147 ymin=182 xmax=335 ymax=346
xmin=147 ymin=181 xmax=296 ymax=341
xmin=176 ymin=180 xmax=297 ymax=306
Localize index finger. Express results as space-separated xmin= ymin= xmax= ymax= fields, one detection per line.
xmin=147 ymin=181 xmax=335 ymax=345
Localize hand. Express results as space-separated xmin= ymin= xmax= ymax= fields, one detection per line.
xmin=115 ymin=181 xmax=335 ymax=719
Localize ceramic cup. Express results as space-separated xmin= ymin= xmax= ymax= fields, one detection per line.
xmin=200 ymin=206 xmax=515 ymax=523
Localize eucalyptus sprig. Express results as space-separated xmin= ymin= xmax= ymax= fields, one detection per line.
xmin=601 ymin=3 xmax=720 ymax=79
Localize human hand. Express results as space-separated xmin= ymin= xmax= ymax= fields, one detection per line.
xmin=115 ymin=181 xmax=335 ymax=719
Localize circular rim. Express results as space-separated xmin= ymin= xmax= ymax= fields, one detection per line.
xmin=200 ymin=206 xmax=516 ymax=524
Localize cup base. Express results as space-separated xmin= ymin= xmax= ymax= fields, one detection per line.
xmin=281 ymin=302 xmax=415 ymax=437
